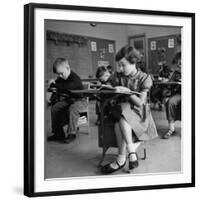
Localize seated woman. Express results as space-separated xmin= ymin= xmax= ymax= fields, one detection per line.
xmin=101 ymin=45 xmax=158 ymax=174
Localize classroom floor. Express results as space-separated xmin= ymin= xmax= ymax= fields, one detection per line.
xmin=45 ymin=101 xmax=181 ymax=179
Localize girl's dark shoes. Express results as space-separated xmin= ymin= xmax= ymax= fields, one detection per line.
xmin=128 ymin=152 xmax=139 ymax=170
xmin=101 ymin=160 xmax=126 ymax=174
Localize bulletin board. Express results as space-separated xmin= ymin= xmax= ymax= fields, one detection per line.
xmin=89 ymin=37 xmax=116 ymax=75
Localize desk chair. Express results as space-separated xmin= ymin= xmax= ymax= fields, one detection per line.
xmin=76 ymin=82 xmax=90 ymax=135
xmin=46 ymin=82 xmax=90 ymax=137
xmin=98 ymin=118 xmax=146 ymax=167
xmin=97 ymin=95 xmax=146 ymax=167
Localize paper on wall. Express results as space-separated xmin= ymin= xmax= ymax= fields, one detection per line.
xmin=108 ymin=44 xmax=114 ymax=53
xmin=151 ymin=41 xmax=156 ymax=50
xmin=91 ymin=41 xmax=97 ymax=51
xmin=168 ymin=38 xmax=174 ymax=48
xmin=98 ymin=60 xmax=109 ymax=67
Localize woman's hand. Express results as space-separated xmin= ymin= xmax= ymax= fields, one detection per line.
xmin=130 ymin=91 xmax=147 ymax=107
xmin=115 ymin=86 xmax=131 ymax=93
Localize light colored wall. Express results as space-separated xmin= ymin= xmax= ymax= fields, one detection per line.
xmin=127 ymin=25 xmax=181 ymax=39
xmin=45 ymin=21 xmax=181 ymax=71
xmin=45 ymin=20 xmax=128 ymax=52
xmin=46 ymin=20 xmax=181 ymax=52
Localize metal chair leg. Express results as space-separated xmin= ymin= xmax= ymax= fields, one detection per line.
xmin=140 ymin=148 xmax=146 ymax=160
xmin=97 ymin=147 xmax=108 ymax=168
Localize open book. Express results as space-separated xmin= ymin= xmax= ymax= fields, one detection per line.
xmin=98 ymin=84 xmax=116 ymax=91
xmin=48 ymin=84 xmax=140 ymax=97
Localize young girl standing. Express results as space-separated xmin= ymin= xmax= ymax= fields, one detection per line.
xmin=101 ymin=45 xmax=158 ymax=174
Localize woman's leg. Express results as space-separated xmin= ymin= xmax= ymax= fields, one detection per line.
xmin=101 ymin=118 xmax=140 ymax=173
xmin=119 ymin=118 xmax=140 ymax=161
xmin=115 ymin=122 xmax=126 ymax=155
xmin=109 ymin=122 xmax=126 ymax=169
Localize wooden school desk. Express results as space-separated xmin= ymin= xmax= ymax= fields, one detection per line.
xmin=70 ymin=89 xmax=142 ymax=167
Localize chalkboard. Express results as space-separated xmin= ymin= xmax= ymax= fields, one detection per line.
xmin=46 ymin=40 xmax=93 ymax=80
xmin=46 ymin=31 xmax=116 ymax=81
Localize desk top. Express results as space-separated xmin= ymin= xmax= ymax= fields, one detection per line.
xmin=70 ymin=89 xmax=140 ymax=96
xmin=47 ymin=88 xmax=140 ymax=98
xmin=153 ymin=81 xmax=181 ymax=85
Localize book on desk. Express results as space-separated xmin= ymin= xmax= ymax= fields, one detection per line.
xmin=47 ymin=85 xmax=141 ymax=103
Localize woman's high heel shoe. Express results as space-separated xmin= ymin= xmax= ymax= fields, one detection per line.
xmin=128 ymin=152 xmax=139 ymax=170
xmin=101 ymin=160 xmax=126 ymax=174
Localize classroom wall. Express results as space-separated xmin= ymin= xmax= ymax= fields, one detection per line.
xmin=45 ymin=21 xmax=181 ymax=49
xmin=45 ymin=21 xmax=181 ymax=75
xmin=127 ymin=25 xmax=181 ymax=70
xmin=45 ymin=20 xmax=128 ymax=51
xmin=127 ymin=25 xmax=181 ymax=39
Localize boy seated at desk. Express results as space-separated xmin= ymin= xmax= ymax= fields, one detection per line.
xmin=151 ymin=64 xmax=173 ymax=110
xmin=47 ymin=58 xmax=88 ymax=144
xmin=162 ymin=52 xmax=181 ymax=139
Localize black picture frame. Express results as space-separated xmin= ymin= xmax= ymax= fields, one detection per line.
xmin=24 ymin=3 xmax=195 ymax=197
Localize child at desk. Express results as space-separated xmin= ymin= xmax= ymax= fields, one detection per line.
xmin=96 ymin=65 xmax=113 ymax=85
xmin=47 ymin=58 xmax=87 ymax=144
xmin=101 ymin=45 xmax=158 ymax=174
xmin=95 ymin=66 xmax=113 ymax=125
xmin=162 ymin=52 xmax=181 ymax=139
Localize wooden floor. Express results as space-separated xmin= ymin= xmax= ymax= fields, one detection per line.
xmin=45 ymin=101 xmax=181 ymax=179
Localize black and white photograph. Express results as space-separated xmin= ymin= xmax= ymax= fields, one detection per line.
xmin=24 ymin=3 xmax=195 ymax=197
xmin=45 ymin=20 xmax=182 ymax=178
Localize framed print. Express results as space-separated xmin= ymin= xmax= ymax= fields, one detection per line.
xmin=24 ymin=3 xmax=195 ymax=197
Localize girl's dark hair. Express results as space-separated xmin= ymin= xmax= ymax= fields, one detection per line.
xmin=96 ymin=66 xmax=108 ymax=79
xmin=53 ymin=57 xmax=67 ymax=73
xmin=115 ymin=45 xmax=141 ymax=64
xmin=106 ymin=65 xmax=113 ymax=73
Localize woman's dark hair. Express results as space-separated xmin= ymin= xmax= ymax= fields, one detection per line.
xmin=115 ymin=45 xmax=141 ymax=64
xmin=96 ymin=66 xmax=108 ymax=79
xmin=53 ymin=57 xmax=68 ymax=73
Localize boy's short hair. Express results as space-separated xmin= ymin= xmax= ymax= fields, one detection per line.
xmin=115 ymin=45 xmax=141 ymax=64
xmin=96 ymin=66 xmax=108 ymax=79
xmin=53 ymin=57 xmax=69 ymax=73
